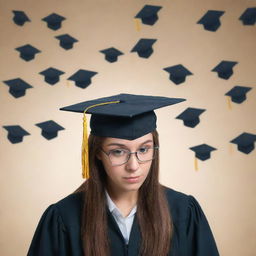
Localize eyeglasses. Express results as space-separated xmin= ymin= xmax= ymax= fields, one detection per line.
xmin=101 ymin=146 xmax=159 ymax=166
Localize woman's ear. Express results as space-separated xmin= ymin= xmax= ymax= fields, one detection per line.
xmin=96 ymin=152 xmax=102 ymax=160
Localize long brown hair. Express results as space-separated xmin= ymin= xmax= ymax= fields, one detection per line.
xmin=74 ymin=130 xmax=173 ymax=255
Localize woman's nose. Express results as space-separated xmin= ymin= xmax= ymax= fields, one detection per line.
xmin=126 ymin=153 xmax=139 ymax=171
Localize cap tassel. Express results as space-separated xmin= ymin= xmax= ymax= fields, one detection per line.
xmin=194 ymin=157 xmax=198 ymax=171
xmin=226 ymin=96 xmax=232 ymax=110
xmin=134 ymin=18 xmax=141 ymax=31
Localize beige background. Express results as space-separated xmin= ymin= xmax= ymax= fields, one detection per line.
xmin=0 ymin=0 xmax=256 ymax=255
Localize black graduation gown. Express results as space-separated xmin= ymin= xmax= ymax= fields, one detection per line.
xmin=27 ymin=187 xmax=219 ymax=256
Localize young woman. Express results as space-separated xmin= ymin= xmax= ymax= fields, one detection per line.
xmin=28 ymin=94 xmax=219 ymax=256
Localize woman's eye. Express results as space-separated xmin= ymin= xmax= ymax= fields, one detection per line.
xmin=138 ymin=147 xmax=149 ymax=154
xmin=110 ymin=149 xmax=126 ymax=157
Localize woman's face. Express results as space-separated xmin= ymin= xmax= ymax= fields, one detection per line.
xmin=99 ymin=133 xmax=154 ymax=194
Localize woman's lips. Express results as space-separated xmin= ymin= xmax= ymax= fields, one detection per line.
xmin=123 ymin=176 xmax=140 ymax=183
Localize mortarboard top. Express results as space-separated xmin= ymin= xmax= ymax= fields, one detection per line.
xmin=68 ymin=69 xmax=98 ymax=89
xmin=15 ymin=44 xmax=41 ymax=61
xmin=55 ymin=34 xmax=78 ymax=50
xmin=190 ymin=144 xmax=217 ymax=161
xmin=12 ymin=10 xmax=30 ymax=26
xmin=225 ymin=86 xmax=252 ymax=104
xmin=3 ymin=78 xmax=33 ymax=98
xmin=239 ymin=7 xmax=256 ymax=25
xmin=3 ymin=125 xmax=30 ymax=143
xmin=135 ymin=5 xmax=162 ymax=25
xmin=176 ymin=107 xmax=206 ymax=128
xmin=230 ymin=132 xmax=256 ymax=154
xmin=100 ymin=47 xmax=124 ymax=63
xmin=35 ymin=120 xmax=65 ymax=140
xmin=197 ymin=10 xmax=225 ymax=31
xmin=212 ymin=60 xmax=238 ymax=80
xmin=39 ymin=67 xmax=65 ymax=85
xmin=163 ymin=64 xmax=193 ymax=85
xmin=42 ymin=13 xmax=66 ymax=30
xmin=131 ymin=38 xmax=157 ymax=58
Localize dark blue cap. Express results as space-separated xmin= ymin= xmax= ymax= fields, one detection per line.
xmin=68 ymin=69 xmax=98 ymax=89
xmin=230 ymin=132 xmax=256 ymax=154
xmin=190 ymin=144 xmax=217 ymax=161
xmin=131 ymin=38 xmax=157 ymax=58
xmin=15 ymin=44 xmax=41 ymax=61
xmin=197 ymin=10 xmax=225 ymax=31
xmin=42 ymin=13 xmax=66 ymax=30
xmin=225 ymin=86 xmax=252 ymax=104
xmin=3 ymin=78 xmax=33 ymax=98
xmin=55 ymin=34 xmax=78 ymax=50
xmin=212 ymin=60 xmax=238 ymax=80
xmin=135 ymin=5 xmax=162 ymax=25
xmin=176 ymin=108 xmax=206 ymax=128
xmin=239 ymin=7 xmax=256 ymax=25
xmin=36 ymin=120 xmax=65 ymax=140
xmin=39 ymin=67 xmax=65 ymax=85
xmin=3 ymin=125 xmax=30 ymax=143
xmin=12 ymin=10 xmax=30 ymax=26
xmin=100 ymin=47 xmax=123 ymax=63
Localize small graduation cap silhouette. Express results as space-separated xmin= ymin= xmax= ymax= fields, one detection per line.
xmin=39 ymin=67 xmax=65 ymax=85
xmin=212 ymin=61 xmax=238 ymax=80
xmin=3 ymin=78 xmax=33 ymax=98
xmin=15 ymin=44 xmax=41 ymax=61
xmin=68 ymin=69 xmax=98 ymax=89
xmin=100 ymin=47 xmax=123 ymax=63
xmin=239 ymin=7 xmax=256 ymax=25
xmin=163 ymin=64 xmax=193 ymax=85
xmin=3 ymin=125 xmax=30 ymax=143
xmin=12 ymin=10 xmax=30 ymax=26
xmin=42 ymin=13 xmax=66 ymax=30
xmin=35 ymin=120 xmax=65 ymax=140
xmin=55 ymin=34 xmax=78 ymax=50
xmin=197 ymin=10 xmax=225 ymax=31
xmin=225 ymin=86 xmax=252 ymax=104
xmin=230 ymin=132 xmax=256 ymax=154
xmin=176 ymin=108 xmax=206 ymax=128
xmin=135 ymin=5 xmax=162 ymax=25
xmin=131 ymin=38 xmax=157 ymax=58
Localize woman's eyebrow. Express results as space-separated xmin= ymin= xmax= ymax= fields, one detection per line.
xmin=106 ymin=140 xmax=153 ymax=147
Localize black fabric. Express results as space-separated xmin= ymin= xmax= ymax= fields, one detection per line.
xmin=27 ymin=187 xmax=219 ymax=256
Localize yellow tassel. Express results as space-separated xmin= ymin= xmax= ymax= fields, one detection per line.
xmin=134 ymin=18 xmax=141 ymax=31
xmin=226 ymin=96 xmax=232 ymax=110
xmin=194 ymin=157 xmax=198 ymax=171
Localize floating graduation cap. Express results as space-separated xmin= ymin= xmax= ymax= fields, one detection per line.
xmin=55 ymin=34 xmax=78 ymax=50
xmin=163 ymin=64 xmax=193 ymax=85
xmin=68 ymin=69 xmax=98 ymax=89
xmin=3 ymin=125 xmax=30 ymax=143
xmin=35 ymin=120 xmax=65 ymax=140
xmin=212 ymin=61 xmax=238 ymax=80
xmin=100 ymin=47 xmax=123 ymax=63
xmin=3 ymin=78 xmax=33 ymax=98
xmin=42 ymin=13 xmax=66 ymax=30
xmin=15 ymin=44 xmax=41 ymax=61
xmin=131 ymin=38 xmax=157 ymax=58
xmin=12 ymin=10 xmax=30 ymax=26
xmin=39 ymin=67 xmax=65 ymax=85
xmin=239 ymin=7 xmax=256 ymax=25
xmin=135 ymin=5 xmax=162 ymax=25
xmin=225 ymin=86 xmax=252 ymax=104
xmin=197 ymin=10 xmax=225 ymax=31
xmin=176 ymin=108 xmax=206 ymax=128
xmin=190 ymin=144 xmax=217 ymax=161
xmin=230 ymin=132 xmax=256 ymax=154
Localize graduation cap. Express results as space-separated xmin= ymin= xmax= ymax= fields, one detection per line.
xmin=230 ymin=132 xmax=256 ymax=154
xmin=55 ymin=34 xmax=78 ymax=50
xmin=197 ymin=10 xmax=225 ymax=31
xmin=42 ymin=13 xmax=66 ymax=30
xmin=15 ymin=44 xmax=41 ymax=61
xmin=190 ymin=144 xmax=217 ymax=161
xmin=131 ymin=38 xmax=157 ymax=58
xmin=176 ymin=108 xmax=206 ymax=128
xmin=39 ymin=67 xmax=65 ymax=85
xmin=225 ymin=86 xmax=252 ymax=104
xmin=212 ymin=61 xmax=238 ymax=80
xmin=163 ymin=64 xmax=193 ymax=85
xmin=60 ymin=93 xmax=186 ymax=178
xmin=35 ymin=120 xmax=65 ymax=140
xmin=3 ymin=125 xmax=30 ymax=143
xmin=3 ymin=78 xmax=33 ymax=98
xmin=100 ymin=47 xmax=124 ymax=63
xmin=12 ymin=10 xmax=30 ymax=26
xmin=68 ymin=69 xmax=98 ymax=89
xmin=135 ymin=5 xmax=162 ymax=25
xmin=239 ymin=7 xmax=256 ymax=25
